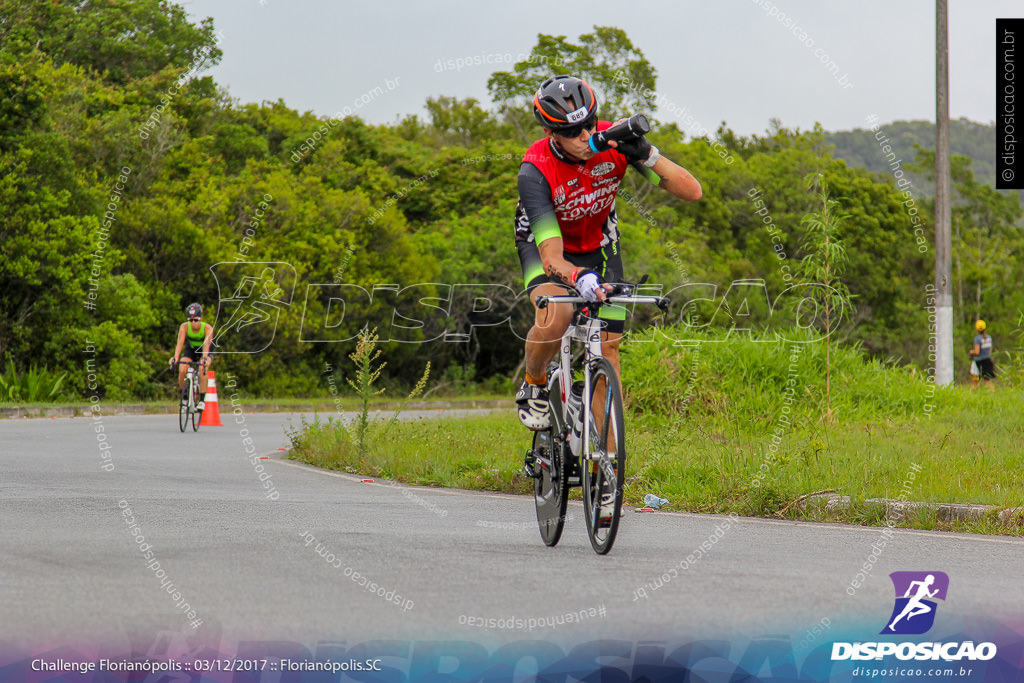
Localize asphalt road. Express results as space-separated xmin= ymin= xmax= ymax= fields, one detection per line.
xmin=1 ymin=412 xmax=1022 ymax=664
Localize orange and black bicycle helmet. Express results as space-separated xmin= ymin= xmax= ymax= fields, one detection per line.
xmin=533 ymin=75 xmax=597 ymax=131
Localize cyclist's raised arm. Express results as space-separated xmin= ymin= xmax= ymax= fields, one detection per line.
xmin=612 ymin=138 xmax=702 ymax=201
xmin=642 ymin=154 xmax=702 ymax=201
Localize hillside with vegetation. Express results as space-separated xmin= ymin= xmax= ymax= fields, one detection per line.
xmin=826 ymin=118 xmax=996 ymax=190
xmin=824 ymin=118 xmax=1024 ymax=208
xmin=2 ymin=1 xmax=1022 ymax=403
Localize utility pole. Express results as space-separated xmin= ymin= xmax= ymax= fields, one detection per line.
xmin=935 ymin=0 xmax=953 ymax=386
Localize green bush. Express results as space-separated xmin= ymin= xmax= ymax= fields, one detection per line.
xmin=0 ymin=359 xmax=71 ymax=403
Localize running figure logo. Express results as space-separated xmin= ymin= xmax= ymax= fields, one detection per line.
xmin=209 ymin=262 xmax=296 ymax=353
xmin=881 ymin=571 xmax=949 ymax=635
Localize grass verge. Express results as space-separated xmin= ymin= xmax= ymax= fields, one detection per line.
xmin=287 ymin=404 xmax=1023 ymax=536
xmin=287 ymin=327 xmax=1024 ymax=536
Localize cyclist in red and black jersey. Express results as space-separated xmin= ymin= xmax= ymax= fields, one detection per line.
xmin=515 ymin=75 xmax=702 ymax=429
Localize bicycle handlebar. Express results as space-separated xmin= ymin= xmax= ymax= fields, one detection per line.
xmin=536 ymin=294 xmax=669 ymax=311
xmin=169 ymin=358 xmax=209 ymax=370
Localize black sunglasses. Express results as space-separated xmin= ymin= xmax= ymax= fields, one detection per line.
xmin=556 ymin=117 xmax=597 ymax=139
xmin=189 ymin=316 xmax=201 ymax=322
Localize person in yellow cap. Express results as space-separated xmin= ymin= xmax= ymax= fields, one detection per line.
xmin=968 ymin=319 xmax=995 ymax=390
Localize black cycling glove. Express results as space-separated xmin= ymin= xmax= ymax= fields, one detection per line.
xmin=614 ymin=135 xmax=653 ymax=165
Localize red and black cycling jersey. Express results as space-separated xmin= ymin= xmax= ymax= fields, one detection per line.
xmin=514 ymin=121 xmax=634 ymax=254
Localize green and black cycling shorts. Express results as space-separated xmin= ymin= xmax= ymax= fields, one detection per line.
xmin=517 ymin=239 xmax=627 ymax=335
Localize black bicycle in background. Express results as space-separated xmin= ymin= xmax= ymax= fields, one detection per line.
xmin=170 ymin=359 xmax=206 ymax=432
xmin=525 ymin=280 xmax=668 ymax=554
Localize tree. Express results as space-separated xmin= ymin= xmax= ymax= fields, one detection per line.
xmin=487 ymin=26 xmax=658 ymax=136
xmin=0 ymin=154 xmax=96 ymax=361
xmin=0 ymin=0 xmax=222 ymax=84
xmin=799 ymin=173 xmax=855 ymax=423
xmin=911 ymin=149 xmax=1024 ymax=327
xmin=0 ymin=61 xmax=46 ymax=140
xmin=423 ymin=96 xmax=502 ymax=147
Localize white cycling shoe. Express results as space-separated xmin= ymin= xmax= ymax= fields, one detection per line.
xmin=515 ymin=381 xmax=550 ymax=431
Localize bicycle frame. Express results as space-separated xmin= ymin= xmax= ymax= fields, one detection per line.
xmin=540 ymin=293 xmax=666 ymax=460
xmin=553 ymin=311 xmax=601 ymax=460
xmin=185 ymin=365 xmax=197 ymax=405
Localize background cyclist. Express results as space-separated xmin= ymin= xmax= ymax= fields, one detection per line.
xmin=169 ymin=303 xmax=214 ymax=410
xmin=514 ymin=75 xmax=703 ymax=431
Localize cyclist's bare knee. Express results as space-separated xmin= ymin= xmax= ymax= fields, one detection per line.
xmin=601 ymin=333 xmax=622 ymax=366
xmin=530 ymin=284 xmax=572 ymax=342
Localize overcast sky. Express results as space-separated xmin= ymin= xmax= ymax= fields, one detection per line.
xmin=180 ymin=0 xmax=1017 ymax=137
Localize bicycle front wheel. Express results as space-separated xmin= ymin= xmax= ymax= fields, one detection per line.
xmin=178 ymin=381 xmax=189 ymax=433
xmin=581 ymin=357 xmax=626 ymax=555
xmin=191 ymin=382 xmax=201 ymax=431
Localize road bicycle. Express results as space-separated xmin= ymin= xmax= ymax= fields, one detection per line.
xmin=171 ymin=359 xmax=206 ymax=432
xmin=525 ymin=280 xmax=668 ymax=554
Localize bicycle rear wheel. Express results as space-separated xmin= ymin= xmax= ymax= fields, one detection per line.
xmin=582 ymin=357 xmax=626 ymax=555
xmin=533 ymin=427 xmax=568 ymax=546
xmin=178 ymin=380 xmax=189 ymax=432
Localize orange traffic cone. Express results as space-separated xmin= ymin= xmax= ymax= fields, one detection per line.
xmin=200 ymin=370 xmax=222 ymax=426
